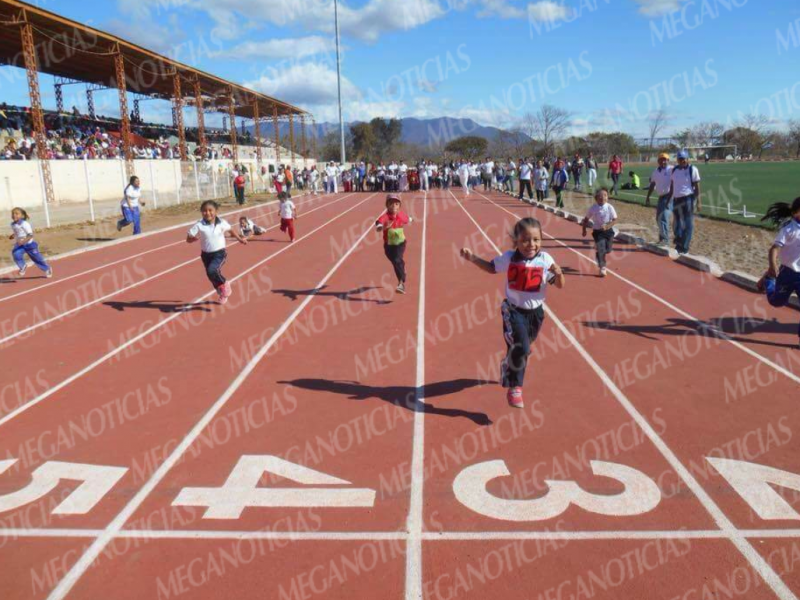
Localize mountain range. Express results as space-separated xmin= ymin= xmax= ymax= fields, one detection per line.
xmin=246 ymin=117 xmax=522 ymax=149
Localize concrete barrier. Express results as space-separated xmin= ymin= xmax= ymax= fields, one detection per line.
xmin=720 ymin=271 xmax=760 ymax=292
xmin=676 ymin=253 xmax=724 ymax=277
xmin=644 ymin=243 xmax=679 ymax=259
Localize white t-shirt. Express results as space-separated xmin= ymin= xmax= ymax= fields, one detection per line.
xmin=650 ymin=165 xmax=673 ymax=197
xmin=585 ymin=203 xmax=618 ymax=230
xmin=534 ymin=168 xmax=549 ymax=191
xmin=519 ymin=163 xmax=532 ymax=180
xmin=399 ymin=163 xmax=408 ymax=173
xmin=239 ymin=218 xmax=256 ymax=235
xmin=671 ymin=164 xmax=700 ymax=199
xmin=122 ymin=184 xmax=141 ymax=209
xmin=189 ymin=218 xmax=231 ymax=253
xmin=492 ymin=250 xmax=555 ymax=310
xmin=774 ymin=219 xmax=800 ymax=272
xmin=481 ymin=161 xmax=494 ymax=175
xmin=11 ymin=219 xmax=33 ymax=244
xmin=280 ymin=200 xmax=296 ymax=220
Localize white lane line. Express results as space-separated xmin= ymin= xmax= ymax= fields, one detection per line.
xmin=6 ymin=527 xmax=800 ymax=541
xmin=0 ymin=194 xmax=325 ymax=306
xmin=406 ymin=190 xmax=427 ymax=600
xmin=0 ymin=193 xmax=373 ymax=431
xmin=478 ymin=190 xmax=800 ymax=387
xmin=0 ymin=194 xmax=356 ymax=346
xmin=453 ymin=191 xmax=798 ymax=600
xmin=117 ymin=530 xmax=408 ymax=541
xmin=0 ymin=190 xmax=318 ymax=278
xmin=45 ymin=196 xmax=383 ymax=600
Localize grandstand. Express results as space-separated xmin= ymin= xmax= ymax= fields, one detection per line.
xmin=0 ymin=0 xmax=316 ymax=224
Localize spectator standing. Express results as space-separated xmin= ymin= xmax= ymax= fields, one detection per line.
xmin=645 ymin=153 xmax=673 ymax=245
xmin=670 ymin=150 xmax=701 ymax=255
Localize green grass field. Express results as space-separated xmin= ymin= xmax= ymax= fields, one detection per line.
xmin=592 ymin=161 xmax=800 ymax=228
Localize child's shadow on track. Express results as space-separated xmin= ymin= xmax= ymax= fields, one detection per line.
xmin=272 ymin=285 xmax=391 ymax=304
xmin=279 ymin=378 xmax=494 ymax=426
xmin=103 ymin=300 xmax=217 ymax=313
xmin=583 ymin=317 xmax=800 ymax=349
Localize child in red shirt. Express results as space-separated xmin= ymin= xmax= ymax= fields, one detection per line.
xmin=234 ymin=172 xmax=246 ymax=205
xmin=376 ymin=194 xmax=413 ymax=294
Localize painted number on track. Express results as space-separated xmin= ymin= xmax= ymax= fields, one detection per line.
xmin=172 ymin=455 xmax=376 ymax=519
xmin=453 ymin=460 xmax=661 ymax=521
xmin=0 ymin=459 xmax=127 ymax=515
xmin=707 ymin=457 xmax=800 ymax=520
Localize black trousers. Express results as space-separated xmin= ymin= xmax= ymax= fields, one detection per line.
xmin=384 ymin=242 xmax=406 ymax=284
xmin=501 ymin=300 xmax=545 ymax=388
xmin=592 ymin=229 xmax=615 ymax=268
xmin=201 ymin=249 xmax=227 ymax=288
xmin=518 ymin=180 xmax=533 ymax=199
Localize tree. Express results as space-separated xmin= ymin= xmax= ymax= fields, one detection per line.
xmin=350 ymin=122 xmax=376 ymax=160
xmin=788 ymin=119 xmax=800 ymax=158
xmin=647 ymin=109 xmax=669 ymax=155
xmin=723 ymin=126 xmax=761 ymax=158
xmin=444 ymin=135 xmax=488 ymax=159
xmin=691 ymin=121 xmax=724 ymax=146
xmin=370 ymin=117 xmax=403 ymax=160
xmin=522 ymin=104 xmax=571 ymax=156
xmin=739 ymin=113 xmax=771 ymax=158
xmin=319 ymin=129 xmax=353 ymax=162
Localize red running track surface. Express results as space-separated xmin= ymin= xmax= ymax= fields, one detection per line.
xmin=0 ymin=189 xmax=799 ymax=600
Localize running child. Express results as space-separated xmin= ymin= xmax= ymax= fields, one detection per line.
xmin=238 ymin=215 xmax=267 ymax=240
xmin=9 ymin=207 xmax=52 ymax=278
xmin=581 ymin=188 xmax=618 ymax=277
xmin=551 ymin=159 xmax=569 ymax=208
xmin=758 ymin=197 xmax=800 ymax=348
xmin=278 ymin=192 xmax=297 ymax=242
xmin=376 ymin=194 xmax=413 ymax=294
xmin=460 ymin=217 xmax=565 ymax=408
xmin=187 ymin=200 xmax=247 ymax=305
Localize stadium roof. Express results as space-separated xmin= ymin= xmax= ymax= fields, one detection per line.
xmin=0 ymin=0 xmax=308 ymax=120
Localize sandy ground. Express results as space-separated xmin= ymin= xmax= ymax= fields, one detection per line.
xmin=545 ymin=189 xmax=776 ymax=278
xmin=1 ymin=192 xmax=281 ymax=271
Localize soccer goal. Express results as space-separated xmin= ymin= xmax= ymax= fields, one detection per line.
xmin=685 ymin=145 xmax=738 ymax=161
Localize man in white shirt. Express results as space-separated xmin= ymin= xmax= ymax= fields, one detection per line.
xmin=670 ymin=150 xmax=701 ymax=254
xmin=518 ymin=158 xmax=533 ymax=201
xmin=325 ymin=162 xmax=337 ymax=194
xmin=481 ymin=157 xmax=494 ymax=191
xmin=458 ymin=162 xmax=470 ymax=196
xmin=646 ymin=153 xmax=674 ymax=245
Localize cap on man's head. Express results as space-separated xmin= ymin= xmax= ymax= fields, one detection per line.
xmin=677 ymin=150 xmax=689 ymax=160
xmin=658 ymin=153 xmax=670 ymax=160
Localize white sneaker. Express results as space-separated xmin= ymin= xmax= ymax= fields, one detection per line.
xmin=17 ymin=265 xmax=27 ymax=277
xmin=45 ymin=268 xmax=53 ymax=279
xmin=600 ymin=267 xmax=607 ymax=277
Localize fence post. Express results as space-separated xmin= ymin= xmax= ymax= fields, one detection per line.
xmin=173 ymin=160 xmax=181 ymax=204
xmin=193 ymin=161 xmax=201 ymax=201
xmin=212 ymin=165 xmax=218 ymax=198
xmin=83 ymin=157 xmax=95 ymax=222
xmin=38 ymin=160 xmax=51 ymax=228
xmin=120 ymin=160 xmax=126 ymax=189
xmin=149 ymin=160 xmax=159 ymax=209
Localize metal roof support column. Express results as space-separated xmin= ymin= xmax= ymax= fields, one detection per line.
xmin=113 ymin=47 xmax=134 ymax=178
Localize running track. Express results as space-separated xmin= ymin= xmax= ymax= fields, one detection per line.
xmin=1 ymin=189 xmax=800 ymax=600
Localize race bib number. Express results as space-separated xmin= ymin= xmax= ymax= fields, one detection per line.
xmin=387 ymin=227 xmax=406 ymax=246
xmin=507 ymin=265 xmax=544 ymax=292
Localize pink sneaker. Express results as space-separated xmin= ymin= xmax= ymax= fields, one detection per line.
xmin=224 ymin=282 xmax=233 ymax=298
xmin=507 ymin=387 xmax=524 ymax=408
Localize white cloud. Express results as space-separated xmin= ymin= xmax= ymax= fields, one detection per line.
xmin=212 ymin=36 xmax=335 ymax=60
xmin=335 ymin=0 xmax=445 ymax=43
xmin=244 ymin=62 xmax=360 ymax=107
xmin=476 ymin=0 xmax=525 ymax=19
xmin=631 ymin=0 xmax=688 ymax=17
xmin=527 ymin=1 xmax=572 ymax=22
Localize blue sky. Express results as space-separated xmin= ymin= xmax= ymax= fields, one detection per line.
xmin=2 ymin=0 xmax=800 ymax=137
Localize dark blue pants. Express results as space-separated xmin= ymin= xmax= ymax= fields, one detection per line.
xmin=12 ymin=241 xmax=50 ymax=272
xmin=500 ymin=300 xmax=545 ymax=388
xmin=765 ymin=267 xmax=800 ymax=338
xmin=672 ymin=195 xmax=695 ymax=254
xmin=201 ymin=249 xmax=227 ymax=289
xmin=118 ymin=206 xmax=142 ymax=235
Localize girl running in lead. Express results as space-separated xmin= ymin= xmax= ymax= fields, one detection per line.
xmin=460 ymin=217 xmax=565 ymax=408
xmin=117 ymin=175 xmax=145 ymax=235
xmin=278 ymin=191 xmax=297 ymax=242
xmin=582 ymin=188 xmax=618 ymax=277
xmin=376 ymin=194 xmax=413 ymax=294
xmin=9 ymin=207 xmax=52 ymax=278
xmin=759 ymin=197 xmax=800 ymax=348
xmin=187 ymin=200 xmax=247 ymax=305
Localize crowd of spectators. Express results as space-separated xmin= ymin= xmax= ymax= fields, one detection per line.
xmin=0 ymin=102 xmax=263 ymax=162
